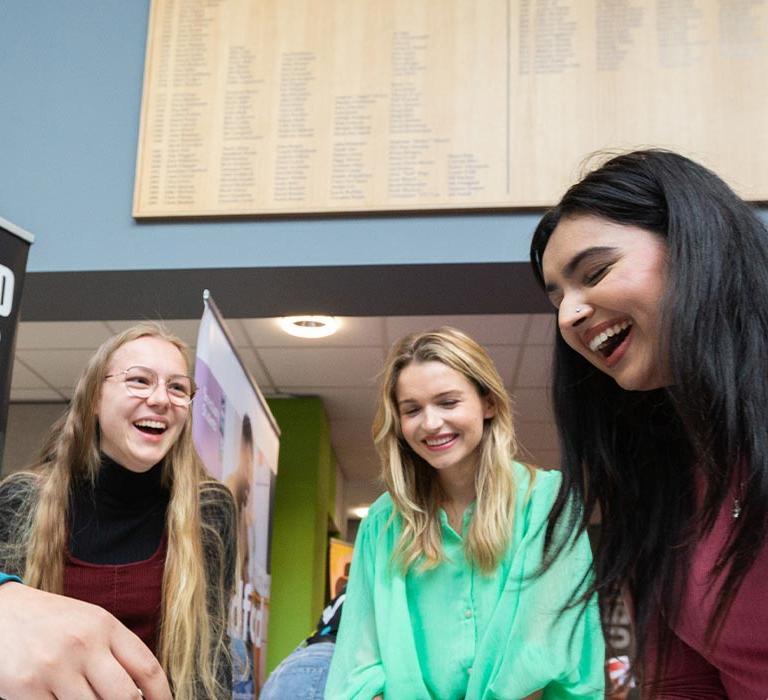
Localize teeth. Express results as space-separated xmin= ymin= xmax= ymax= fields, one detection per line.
xmin=588 ymin=321 xmax=631 ymax=352
xmin=425 ymin=435 xmax=455 ymax=447
xmin=135 ymin=420 xmax=166 ymax=430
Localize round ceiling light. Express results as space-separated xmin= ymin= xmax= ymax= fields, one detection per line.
xmin=278 ymin=315 xmax=340 ymax=339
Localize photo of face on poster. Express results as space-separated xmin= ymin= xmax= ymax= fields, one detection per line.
xmin=221 ymin=407 xmax=277 ymax=698
xmin=226 ymin=414 xmax=255 ymax=583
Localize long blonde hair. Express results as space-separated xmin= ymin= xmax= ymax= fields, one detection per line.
xmin=0 ymin=322 xmax=232 ymax=699
xmin=373 ymin=326 xmax=532 ymax=573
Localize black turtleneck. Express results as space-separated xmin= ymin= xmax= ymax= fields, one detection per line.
xmin=68 ymin=455 xmax=170 ymax=565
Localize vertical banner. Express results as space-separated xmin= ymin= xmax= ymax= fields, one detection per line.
xmin=0 ymin=217 xmax=34 ymax=469
xmin=192 ymin=292 xmax=280 ymax=699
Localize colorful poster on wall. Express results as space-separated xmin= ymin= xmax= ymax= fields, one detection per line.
xmin=192 ymin=292 xmax=280 ymax=699
xmin=328 ymin=537 xmax=353 ymax=599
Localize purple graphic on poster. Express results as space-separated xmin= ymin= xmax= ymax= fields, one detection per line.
xmin=192 ymin=357 xmax=226 ymax=480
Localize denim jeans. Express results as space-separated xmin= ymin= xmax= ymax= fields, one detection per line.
xmin=261 ymin=641 xmax=335 ymax=700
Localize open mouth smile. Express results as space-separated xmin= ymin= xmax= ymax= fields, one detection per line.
xmin=133 ymin=419 xmax=168 ymax=436
xmin=587 ymin=320 xmax=633 ymax=360
xmin=423 ymin=434 xmax=458 ymax=450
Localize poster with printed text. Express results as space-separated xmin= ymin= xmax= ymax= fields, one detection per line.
xmin=193 ymin=296 xmax=280 ymax=699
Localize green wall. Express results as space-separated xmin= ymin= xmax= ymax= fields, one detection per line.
xmin=266 ymin=397 xmax=336 ymax=672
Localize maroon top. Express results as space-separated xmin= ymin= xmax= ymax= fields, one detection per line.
xmin=647 ymin=486 xmax=768 ymax=698
xmin=63 ymin=533 xmax=167 ymax=654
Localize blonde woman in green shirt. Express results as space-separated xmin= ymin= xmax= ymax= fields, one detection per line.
xmin=325 ymin=327 xmax=604 ymax=699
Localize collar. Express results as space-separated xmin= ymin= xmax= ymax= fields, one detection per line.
xmin=89 ymin=453 xmax=168 ymax=509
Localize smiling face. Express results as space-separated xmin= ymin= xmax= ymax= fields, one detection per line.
xmin=97 ymin=335 xmax=190 ymax=472
xmin=395 ymin=360 xmax=494 ymax=478
xmin=541 ymin=214 xmax=671 ymax=391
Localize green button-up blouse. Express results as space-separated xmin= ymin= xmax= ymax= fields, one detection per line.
xmin=325 ymin=462 xmax=605 ymax=699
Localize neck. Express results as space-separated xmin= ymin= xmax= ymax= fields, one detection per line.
xmin=436 ymin=460 xmax=477 ymax=512
xmin=90 ymin=453 xmax=167 ymax=509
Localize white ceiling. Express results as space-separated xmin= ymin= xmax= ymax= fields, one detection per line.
xmin=11 ymin=314 xmax=560 ymax=510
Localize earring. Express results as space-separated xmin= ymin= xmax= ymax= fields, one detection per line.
xmin=575 ymin=306 xmax=583 ymax=314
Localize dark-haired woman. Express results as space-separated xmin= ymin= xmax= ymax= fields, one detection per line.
xmin=530 ymin=149 xmax=768 ymax=697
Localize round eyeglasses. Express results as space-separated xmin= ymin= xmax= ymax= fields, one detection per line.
xmin=104 ymin=366 xmax=196 ymax=406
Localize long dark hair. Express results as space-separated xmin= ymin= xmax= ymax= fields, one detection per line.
xmin=529 ymin=150 xmax=768 ymax=685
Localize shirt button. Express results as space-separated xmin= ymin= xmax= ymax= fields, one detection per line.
xmin=467 ymin=667 xmax=473 ymax=674
xmin=464 ymin=609 xmax=472 ymax=618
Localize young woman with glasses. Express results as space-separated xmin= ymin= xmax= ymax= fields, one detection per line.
xmin=0 ymin=322 xmax=236 ymax=699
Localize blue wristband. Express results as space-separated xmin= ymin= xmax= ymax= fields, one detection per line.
xmin=0 ymin=572 xmax=22 ymax=586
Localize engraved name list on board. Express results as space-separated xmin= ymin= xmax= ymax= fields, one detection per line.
xmin=133 ymin=0 xmax=768 ymax=218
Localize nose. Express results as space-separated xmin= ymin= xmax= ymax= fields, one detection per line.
xmin=421 ymin=405 xmax=443 ymax=432
xmin=145 ymin=380 xmax=171 ymax=408
xmin=559 ymin=301 xmax=592 ymax=330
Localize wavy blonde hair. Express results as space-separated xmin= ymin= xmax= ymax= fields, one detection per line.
xmin=373 ymin=326 xmax=533 ymax=573
xmin=0 ymin=322 xmax=232 ymax=699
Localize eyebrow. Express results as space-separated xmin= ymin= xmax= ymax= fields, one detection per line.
xmin=544 ymin=246 xmax=617 ymax=294
xmin=397 ymin=390 xmax=463 ymax=407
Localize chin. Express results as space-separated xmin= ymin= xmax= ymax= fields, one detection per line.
xmin=613 ymin=373 xmax=669 ymax=392
xmin=128 ymin=449 xmax=169 ymax=472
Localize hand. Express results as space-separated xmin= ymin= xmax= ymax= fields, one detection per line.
xmin=522 ymin=692 xmax=543 ymax=700
xmin=0 ymin=582 xmax=172 ymax=700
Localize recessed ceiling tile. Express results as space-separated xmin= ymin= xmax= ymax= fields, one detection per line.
xmin=515 ymin=343 xmax=553 ymax=388
xmin=221 ymin=347 xmax=275 ymax=392
xmin=511 ymin=387 xmax=553 ymax=423
xmin=330 ymin=420 xmax=377 ymax=451
xmin=285 ymin=387 xmax=379 ymax=424
xmin=240 ymin=316 xmax=384 ymax=348
xmin=335 ymin=445 xmax=380 ymax=481
xmin=484 ymin=345 xmax=521 ymax=385
xmin=344 ymin=478 xmax=385 ymax=508
xmin=262 ymin=347 xmax=383 ymax=388
xmin=527 ymin=314 xmax=557 ymax=344
xmin=385 ymin=315 xmax=529 ymax=346
xmin=530 ymin=450 xmax=562 ymax=470
xmin=106 ymin=319 xmax=201 ymax=346
xmin=223 ymin=319 xmax=252 ymax=347
xmin=10 ymin=388 xmax=67 ymax=401
xmin=16 ymin=321 xmax=113 ymax=350
xmin=11 ymin=360 xmax=50 ymax=390
xmin=515 ymin=421 xmax=559 ymax=450
xmin=17 ymin=349 xmax=98 ymax=389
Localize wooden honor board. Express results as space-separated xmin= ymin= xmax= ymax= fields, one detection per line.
xmin=133 ymin=0 xmax=768 ymax=218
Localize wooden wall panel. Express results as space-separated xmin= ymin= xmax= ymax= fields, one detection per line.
xmin=133 ymin=0 xmax=768 ymax=217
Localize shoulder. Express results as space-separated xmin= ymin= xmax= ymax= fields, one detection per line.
xmin=0 ymin=472 xmax=41 ymax=554
xmin=0 ymin=471 xmax=41 ymax=507
xmin=197 ymin=481 xmax=236 ymax=581
xmin=355 ymin=491 xmax=397 ymax=542
xmin=510 ymin=461 xmax=565 ymax=536
xmin=199 ymin=480 xmax=236 ymax=525
xmin=512 ymin=461 xmax=561 ymax=502
xmin=199 ymin=479 xmax=235 ymax=503
xmin=529 ymin=463 xmax=562 ymax=496
xmin=367 ymin=491 xmax=394 ymax=519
